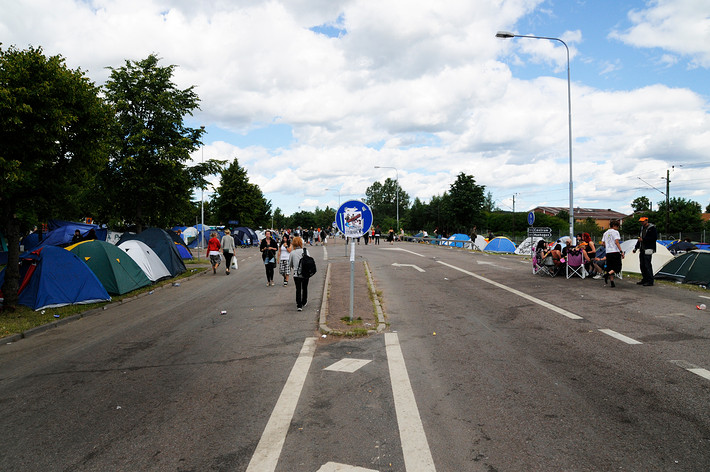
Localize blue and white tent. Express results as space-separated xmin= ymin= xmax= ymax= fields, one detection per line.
xmin=484 ymin=236 xmax=517 ymax=253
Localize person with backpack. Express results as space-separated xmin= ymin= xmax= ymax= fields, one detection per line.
xmin=288 ymin=236 xmax=314 ymax=311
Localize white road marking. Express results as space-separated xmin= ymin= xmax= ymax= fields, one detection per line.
xmin=670 ymin=360 xmax=710 ymax=381
xmin=323 ymin=246 xmax=328 ymax=261
xmin=437 ymin=261 xmax=583 ymax=320
xmin=598 ymin=329 xmax=643 ymax=345
xmin=317 ymin=462 xmax=378 ymax=472
xmin=246 ymin=337 xmax=317 ymax=472
xmin=392 ymin=263 xmax=425 ymax=272
xmin=385 ymin=333 xmax=436 ymax=471
xmin=380 ymin=248 xmax=425 ymax=257
xmin=699 ymin=295 xmax=710 ymax=300
xmin=324 ymin=358 xmax=372 ymax=373
xmin=477 ymin=260 xmax=510 ymax=269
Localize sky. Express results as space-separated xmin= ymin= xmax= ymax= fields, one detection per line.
xmin=3 ymin=0 xmax=710 ymax=220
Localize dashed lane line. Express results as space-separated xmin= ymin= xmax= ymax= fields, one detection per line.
xmin=437 ymin=260 xmax=583 ymax=320
xmin=246 ymin=337 xmax=317 ymax=472
xmin=385 ymin=333 xmax=437 ymax=471
xmin=598 ymin=329 xmax=643 ymax=345
xmin=670 ymin=360 xmax=710 ymax=381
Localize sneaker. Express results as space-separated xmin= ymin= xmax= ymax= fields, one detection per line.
xmin=297 ymin=306 xmax=302 ymax=311
xmin=283 ymin=281 xmax=287 ymax=286
xmin=303 ymin=301 xmax=308 ymax=307
xmin=603 ymin=273 xmax=609 ymax=285
xmin=593 ymin=274 xmax=602 ymax=280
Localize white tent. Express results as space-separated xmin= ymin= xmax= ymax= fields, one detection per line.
xmin=118 ymin=239 xmax=171 ymax=282
xmin=620 ymin=240 xmax=674 ymax=275
xmin=471 ymin=235 xmax=488 ymax=251
xmin=514 ymin=236 xmax=543 ymax=255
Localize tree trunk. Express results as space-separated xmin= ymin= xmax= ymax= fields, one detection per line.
xmin=1 ymin=201 xmax=20 ymax=310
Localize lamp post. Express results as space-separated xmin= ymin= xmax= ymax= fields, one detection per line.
xmin=496 ymin=31 xmax=574 ymax=240
xmin=324 ymin=187 xmax=341 ymax=208
xmin=200 ymin=125 xmax=206 ymax=259
xmin=374 ymin=166 xmax=399 ymax=233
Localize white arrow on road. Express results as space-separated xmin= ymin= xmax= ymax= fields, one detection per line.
xmin=317 ymin=462 xmax=377 ymax=472
xmin=392 ymin=263 xmax=425 ymax=272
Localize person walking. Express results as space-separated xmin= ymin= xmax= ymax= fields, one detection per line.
xmin=387 ymin=228 xmax=395 ymax=245
xmin=260 ymin=230 xmax=279 ymax=286
xmin=277 ymin=234 xmax=292 ymax=286
xmin=374 ymin=225 xmax=381 ymax=245
xmin=601 ymin=219 xmax=624 ymax=288
xmin=288 ymin=236 xmax=309 ymax=311
xmin=221 ymin=229 xmax=236 ymax=275
xmin=207 ymin=232 xmax=222 ymax=275
xmin=633 ymin=216 xmax=658 ymax=286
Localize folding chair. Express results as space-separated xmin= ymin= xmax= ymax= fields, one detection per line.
xmin=566 ymin=249 xmax=586 ymax=279
xmin=535 ymin=251 xmax=558 ymax=277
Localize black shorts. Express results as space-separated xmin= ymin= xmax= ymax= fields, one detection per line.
xmin=606 ymin=252 xmax=622 ymax=273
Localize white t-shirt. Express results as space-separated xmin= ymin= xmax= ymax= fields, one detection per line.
xmin=602 ymin=228 xmax=621 ymax=253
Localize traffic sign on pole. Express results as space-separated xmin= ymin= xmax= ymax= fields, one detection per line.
xmin=336 ymin=200 xmax=373 ymax=238
xmin=527 ymin=226 xmax=552 ymax=238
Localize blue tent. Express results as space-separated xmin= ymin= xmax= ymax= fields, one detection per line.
xmin=445 ymin=233 xmax=472 ymax=248
xmin=235 ymin=226 xmax=259 ymax=246
xmin=0 ymin=246 xmax=111 ymax=311
xmin=484 ymin=236 xmax=517 ymax=253
xmin=23 ymin=220 xmax=107 ymax=252
xmin=116 ymin=228 xmax=186 ymax=277
xmin=165 ymin=229 xmax=193 ymax=259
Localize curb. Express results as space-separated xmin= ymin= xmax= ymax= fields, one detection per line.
xmin=0 ymin=266 xmax=209 ymax=346
xmin=364 ymin=260 xmax=387 ymax=333
xmin=319 ymin=262 xmax=332 ymax=334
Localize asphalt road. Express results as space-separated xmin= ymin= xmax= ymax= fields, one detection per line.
xmin=1 ymin=239 xmax=709 ymax=471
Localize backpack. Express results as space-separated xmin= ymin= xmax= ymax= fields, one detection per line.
xmin=299 ymin=248 xmax=317 ymax=279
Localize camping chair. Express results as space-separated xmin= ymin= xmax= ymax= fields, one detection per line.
xmin=534 ymin=251 xmax=558 ymax=277
xmin=566 ymin=249 xmax=586 ymax=279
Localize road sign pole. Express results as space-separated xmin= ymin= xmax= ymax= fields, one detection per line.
xmin=350 ymin=241 xmax=355 ymax=321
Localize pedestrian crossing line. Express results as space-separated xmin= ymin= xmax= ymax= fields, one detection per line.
xmin=437 ymin=260 xmax=583 ymax=320
xmin=246 ymin=337 xmax=317 ymax=472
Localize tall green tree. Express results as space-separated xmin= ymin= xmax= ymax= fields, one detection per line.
xmin=365 ymin=178 xmax=410 ymax=229
xmin=0 ymin=45 xmax=114 ymax=308
xmin=212 ymin=158 xmax=270 ymax=228
xmin=656 ymin=197 xmax=703 ymax=233
xmin=447 ymin=173 xmax=485 ymax=233
xmin=99 ymin=54 xmax=216 ymax=230
xmin=632 ymin=196 xmax=651 ymax=213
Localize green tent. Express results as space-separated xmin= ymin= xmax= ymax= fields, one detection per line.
xmin=655 ymin=250 xmax=710 ymax=286
xmin=67 ymin=240 xmax=152 ymax=295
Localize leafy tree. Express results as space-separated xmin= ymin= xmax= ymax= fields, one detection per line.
xmin=212 ymin=158 xmax=270 ymax=228
xmin=314 ymin=206 xmax=336 ymax=231
xmin=706 ymin=202 xmax=710 ymax=213
xmin=0 ymin=45 xmax=113 ymax=309
xmin=482 ymin=191 xmax=496 ymax=212
xmin=99 ymin=54 xmax=217 ymax=231
xmin=365 ymin=178 xmax=410 ymax=230
xmin=656 ymin=197 xmax=703 ymax=233
xmin=447 ymin=173 xmax=485 ymax=233
xmin=632 ymin=196 xmax=651 ymax=213
xmin=272 ymin=208 xmax=286 ymax=230
xmin=575 ymin=217 xmax=603 ymax=238
xmin=286 ymin=210 xmax=317 ymax=230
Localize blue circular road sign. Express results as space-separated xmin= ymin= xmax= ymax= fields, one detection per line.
xmin=527 ymin=211 xmax=535 ymax=226
xmin=336 ymin=200 xmax=373 ymax=238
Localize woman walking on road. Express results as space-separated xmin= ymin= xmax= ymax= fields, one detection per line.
xmin=288 ymin=236 xmax=308 ymax=311
xmin=221 ymin=229 xmax=236 ymax=275
xmin=260 ymin=230 xmax=279 ymax=286
xmin=601 ymin=219 xmax=624 ymax=288
xmin=207 ymin=232 xmax=221 ymax=275
xmin=277 ymin=234 xmax=292 ymax=286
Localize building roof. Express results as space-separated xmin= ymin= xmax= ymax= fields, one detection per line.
xmin=532 ymin=206 xmax=629 ymax=220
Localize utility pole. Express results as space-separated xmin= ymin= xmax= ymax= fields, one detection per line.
xmin=512 ymin=194 xmax=516 ymax=243
xmin=664 ymin=167 xmax=671 ymax=235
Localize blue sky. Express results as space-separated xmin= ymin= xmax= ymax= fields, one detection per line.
xmin=5 ymin=0 xmax=710 ymax=222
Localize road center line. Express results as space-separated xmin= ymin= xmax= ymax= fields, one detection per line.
xmin=437 ymin=261 xmax=583 ymax=320
xmin=385 ymin=333 xmax=436 ymax=472
xmin=246 ymin=337 xmax=317 ymax=472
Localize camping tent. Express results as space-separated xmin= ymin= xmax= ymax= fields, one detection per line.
xmin=23 ymin=220 xmax=107 ymax=252
xmin=166 ymin=229 xmax=193 ymax=259
xmin=515 ymin=237 xmax=543 ymax=255
xmin=484 ymin=236 xmax=517 ymax=253
xmin=0 ymin=246 xmax=110 ymax=311
xmin=444 ymin=233 xmax=472 ymax=249
xmin=655 ymin=250 xmax=710 ymax=286
xmin=471 ymin=235 xmax=488 ymax=251
xmin=118 ymin=240 xmax=171 ymax=282
xmin=116 ymin=228 xmax=186 ymax=277
xmin=235 ymin=226 xmax=259 ymax=246
xmin=67 ymin=240 xmax=152 ymax=295
xmin=620 ymin=240 xmax=675 ymax=275
xmin=667 ymin=241 xmax=698 ymax=254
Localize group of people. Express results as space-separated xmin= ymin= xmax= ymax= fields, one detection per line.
xmin=260 ymin=230 xmax=311 ymax=311
xmin=535 ymin=217 xmax=657 ymax=288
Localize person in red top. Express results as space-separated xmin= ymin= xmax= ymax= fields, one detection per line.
xmin=207 ymin=232 xmax=221 ymax=274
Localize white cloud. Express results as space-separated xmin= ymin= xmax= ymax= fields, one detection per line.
xmin=610 ymin=0 xmax=710 ymax=68
xmin=3 ymin=0 xmax=709 ymax=218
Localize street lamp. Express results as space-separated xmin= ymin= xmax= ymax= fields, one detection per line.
xmin=200 ymin=125 xmax=206 ymax=257
xmin=324 ymin=187 xmax=341 ymax=208
xmin=496 ymin=30 xmax=574 ymax=240
xmin=374 ymin=166 xmax=399 ymax=233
